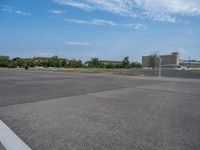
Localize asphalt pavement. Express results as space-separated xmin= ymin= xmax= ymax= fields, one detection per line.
xmin=0 ymin=69 xmax=200 ymax=150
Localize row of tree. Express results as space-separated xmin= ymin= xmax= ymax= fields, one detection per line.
xmin=87 ymin=57 xmax=141 ymax=68
xmin=0 ymin=56 xmax=142 ymax=69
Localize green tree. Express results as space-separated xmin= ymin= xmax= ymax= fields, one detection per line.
xmin=61 ymin=59 xmax=67 ymax=67
xmin=0 ymin=56 xmax=10 ymax=67
xmin=8 ymin=61 xmax=17 ymax=68
xmin=88 ymin=58 xmax=104 ymax=68
xmin=38 ymin=60 xmax=48 ymax=67
xmin=47 ymin=56 xmax=61 ymax=67
xmin=131 ymin=62 xmax=142 ymax=68
xmin=122 ymin=57 xmax=131 ymax=68
xmin=15 ymin=58 xmax=26 ymax=67
xmin=105 ymin=64 xmax=115 ymax=69
xmin=26 ymin=59 xmax=36 ymax=67
xmin=68 ymin=60 xmax=83 ymax=68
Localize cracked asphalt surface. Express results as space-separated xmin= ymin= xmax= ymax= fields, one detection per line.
xmin=0 ymin=69 xmax=200 ymax=150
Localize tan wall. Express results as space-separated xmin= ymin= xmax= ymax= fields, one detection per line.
xmin=160 ymin=53 xmax=179 ymax=65
xmin=142 ymin=56 xmax=152 ymax=67
xmin=142 ymin=53 xmax=180 ymax=67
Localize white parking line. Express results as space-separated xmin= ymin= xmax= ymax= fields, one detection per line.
xmin=0 ymin=120 xmax=31 ymax=150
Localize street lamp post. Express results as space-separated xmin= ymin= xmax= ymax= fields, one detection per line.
xmin=188 ymin=56 xmax=191 ymax=70
xmin=155 ymin=55 xmax=162 ymax=79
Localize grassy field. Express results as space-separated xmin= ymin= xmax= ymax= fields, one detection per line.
xmin=192 ymin=70 xmax=200 ymax=74
xmin=188 ymin=64 xmax=200 ymax=68
xmin=31 ymin=67 xmax=144 ymax=76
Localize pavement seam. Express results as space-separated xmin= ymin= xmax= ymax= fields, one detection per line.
xmin=136 ymin=87 xmax=200 ymax=97
xmin=0 ymin=87 xmax=128 ymax=108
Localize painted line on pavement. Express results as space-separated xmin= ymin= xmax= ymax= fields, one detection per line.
xmin=0 ymin=120 xmax=31 ymax=150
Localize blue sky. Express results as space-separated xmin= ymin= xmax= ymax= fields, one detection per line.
xmin=0 ymin=0 xmax=200 ymax=62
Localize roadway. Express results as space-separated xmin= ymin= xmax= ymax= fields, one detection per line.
xmin=0 ymin=69 xmax=200 ymax=150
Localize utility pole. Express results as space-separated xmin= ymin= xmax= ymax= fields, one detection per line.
xmin=188 ymin=56 xmax=191 ymax=70
xmin=158 ymin=56 xmax=162 ymax=79
xmin=155 ymin=55 xmax=162 ymax=79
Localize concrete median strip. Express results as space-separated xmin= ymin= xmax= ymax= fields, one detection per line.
xmin=0 ymin=120 xmax=31 ymax=150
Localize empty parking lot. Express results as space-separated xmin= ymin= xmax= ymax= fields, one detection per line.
xmin=0 ymin=69 xmax=200 ymax=150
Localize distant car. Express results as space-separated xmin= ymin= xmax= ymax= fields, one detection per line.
xmin=25 ymin=66 xmax=29 ymax=70
xmin=177 ymin=66 xmax=188 ymax=71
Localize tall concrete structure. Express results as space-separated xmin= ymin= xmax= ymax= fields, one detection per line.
xmin=142 ymin=52 xmax=180 ymax=68
xmin=142 ymin=56 xmax=152 ymax=68
xmin=160 ymin=52 xmax=180 ymax=66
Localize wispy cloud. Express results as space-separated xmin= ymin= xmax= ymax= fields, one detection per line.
xmin=65 ymin=18 xmax=118 ymax=26
xmin=66 ymin=41 xmax=103 ymax=46
xmin=38 ymin=52 xmax=55 ymax=57
xmin=53 ymin=0 xmax=93 ymax=11
xmin=49 ymin=9 xmax=65 ymax=15
xmin=66 ymin=41 xmax=92 ymax=46
xmin=14 ymin=10 xmax=31 ymax=16
xmin=65 ymin=18 xmax=145 ymax=29
xmin=123 ymin=23 xmax=145 ymax=29
xmin=53 ymin=0 xmax=200 ymax=22
xmin=0 ymin=5 xmax=31 ymax=16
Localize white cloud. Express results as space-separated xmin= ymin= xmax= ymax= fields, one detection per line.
xmin=0 ymin=5 xmax=31 ymax=16
xmin=38 ymin=52 xmax=55 ymax=57
xmin=65 ymin=18 xmax=118 ymax=26
xmin=91 ymin=19 xmax=118 ymax=26
xmin=53 ymin=0 xmax=200 ymax=22
xmin=65 ymin=18 xmax=146 ymax=29
xmin=66 ymin=41 xmax=104 ymax=46
xmin=15 ymin=10 xmax=31 ymax=16
xmin=53 ymin=0 xmax=93 ymax=11
xmin=66 ymin=41 xmax=92 ymax=46
xmin=0 ymin=5 xmax=12 ymax=12
xmin=123 ymin=23 xmax=145 ymax=29
xmin=49 ymin=9 xmax=65 ymax=15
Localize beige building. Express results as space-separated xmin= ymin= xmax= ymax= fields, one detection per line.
xmin=142 ymin=56 xmax=152 ymax=68
xmin=142 ymin=52 xmax=180 ymax=68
